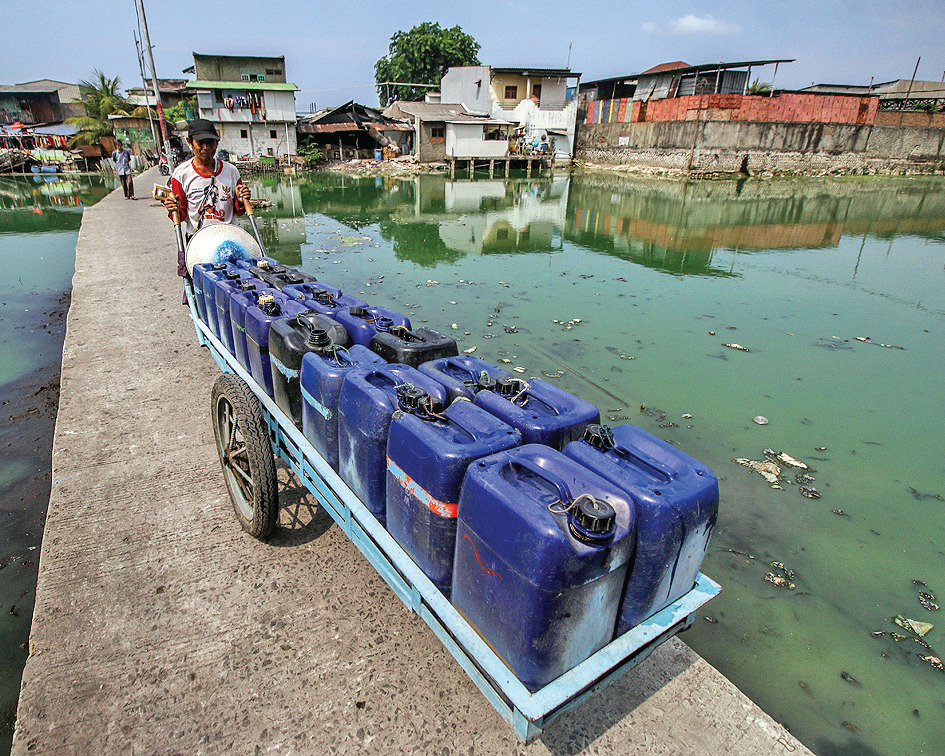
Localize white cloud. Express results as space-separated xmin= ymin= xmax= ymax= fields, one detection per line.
xmin=670 ymin=14 xmax=740 ymax=35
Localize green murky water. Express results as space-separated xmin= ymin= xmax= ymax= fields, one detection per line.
xmin=243 ymin=170 xmax=945 ymax=756
xmin=0 ymin=173 xmax=113 ymax=753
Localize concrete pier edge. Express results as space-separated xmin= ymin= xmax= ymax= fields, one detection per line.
xmin=13 ymin=167 xmax=811 ymax=755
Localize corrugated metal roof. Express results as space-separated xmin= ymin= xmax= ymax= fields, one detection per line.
xmin=390 ymin=102 xmax=468 ymax=120
xmin=186 ymin=80 xmax=298 ymax=91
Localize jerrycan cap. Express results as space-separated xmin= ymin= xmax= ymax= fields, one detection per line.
xmin=312 ymin=288 xmax=335 ymax=304
xmin=255 ymin=259 xmax=271 ymax=268
xmin=476 ymin=372 xmax=496 ymax=392
xmin=297 ymin=313 xmax=331 ymax=348
xmin=570 ymin=496 xmax=617 ymax=543
xmin=583 ymin=424 xmax=615 ymax=450
xmin=495 ymin=376 xmax=521 ymax=397
xmin=210 ymin=262 xmax=228 ymax=271
xmin=224 ymin=270 xmax=242 ymax=280
xmin=349 ymin=306 xmax=369 ymax=319
xmin=397 ymin=385 xmax=427 ymax=412
xmin=258 ymin=294 xmax=280 ymax=316
xmin=237 ymin=281 xmax=257 ymax=291
xmin=377 ymin=318 xmax=397 ymax=334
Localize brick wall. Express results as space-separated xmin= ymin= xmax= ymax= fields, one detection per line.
xmin=586 ymin=93 xmax=879 ymax=126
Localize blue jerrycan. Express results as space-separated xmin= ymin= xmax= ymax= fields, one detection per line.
xmin=202 ymin=267 xmax=250 ymax=338
xmin=282 ymin=282 xmax=369 ymax=318
xmin=334 ymin=305 xmax=411 ymax=347
xmin=474 ymin=376 xmax=599 ymax=450
xmin=336 ymin=366 xmax=447 ymax=524
xmin=229 ymin=286 xmax=278 ymax=371
xmin=386 ymin=400 xmax=521 ymax=596
xmin=234 ymin=256 xmax=279 ymax=271
xmin=300 ymin=345 xmax=386 ymax=470
xmin=419 ymin=355 xmax=513 ymax=404
xmin=451 ymin=444 xmax=635 ymax=691
xmin=268 ymin=312 xmax=351 ymax=427
xmin=244 ymin=293 xmax=307 ymax=396
xmin=368 ymin=325 xmax=458 ymax=368
xmin=191 ymin=262 xmax=228 ymax=324
xmin=564 ymin=424 xmax=719 ymax=634
xmin=213 ymin=277 xmax=266 ymax=354
xmin=253 ymin=267 xmax=316 ymax=291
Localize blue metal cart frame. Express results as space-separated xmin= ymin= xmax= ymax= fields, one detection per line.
xmin=185 ymin=281 xmax=721 ymax=742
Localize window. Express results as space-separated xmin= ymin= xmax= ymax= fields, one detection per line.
xmin=532 ymin=84 xmax=541 ymax=100
xmin=214 ymin=89 xmax=224 ymax=103
xmin=240 ymin=129 xmax=248 ymax=139
xmin=266 ymin=68 xmax=282 ymax=76
xmin=270 ymin=129 xmax=277 ymax=139
xmin=504 ymin=85 xmax=518 ymax=100
xmin=431 ymin=126 xmax=445 ymax=139
xmin=241 ymin=74 xmax=250 ymax=82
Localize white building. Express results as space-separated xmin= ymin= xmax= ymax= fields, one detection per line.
xmin=439 ymin=66 xmax=581 ymax=159
xmin=186 ymin=53 xmax=297 ymax=159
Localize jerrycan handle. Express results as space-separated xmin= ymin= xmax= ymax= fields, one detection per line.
xmin=611 ymin=442 xmax=674 ymax=483
xmin=508 ymin=457 xmax=573 ymax=508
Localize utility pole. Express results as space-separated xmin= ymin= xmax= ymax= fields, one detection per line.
xmin=133 ymin=30 xmax=159 ymax=156
xmin=135 ymin=0 xmax=171 ymax=161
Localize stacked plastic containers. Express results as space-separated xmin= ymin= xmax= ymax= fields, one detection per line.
xmin=336 ymin=367 xmax=447 ymax=524
xmin=564 ymin=424 xmax=719 ymax=633
xmin=335 ymin=305 xmax=411 ymax=347
xmin=244 ymin=293 xmax=307 ymax=397
xmin=451 ymin=444 xmax=636 ymax=690
xmin=191 ymin=262 xmax=228 ymax=324
xmin=386 ymin=399 xmax=521 ymax=595
xmin=268 ymin=311 xmax=351 ymax=427
xmin=300 ymin=345 xmax=386 ymax=470
xmin=190 ymin=255 xmax=718 ymax=692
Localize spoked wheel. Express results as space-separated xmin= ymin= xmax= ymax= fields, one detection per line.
xmin=211 ymin=373 xmax=278 ymax=539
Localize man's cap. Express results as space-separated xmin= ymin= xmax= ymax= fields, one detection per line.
xmin=187 ymin=119 xmax=220 ymax=141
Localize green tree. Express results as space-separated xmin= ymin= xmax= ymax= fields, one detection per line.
xmin=374 ymin=22 xmax=480 ymax=106
xmin=65 ymin=70 xmax=131 ymax=146
xmin=747 ymin=78 xmax=772 ymax=95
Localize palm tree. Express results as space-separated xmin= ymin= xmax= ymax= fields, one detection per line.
xmin=65 ymin=70 xmax=131 ymax=147
xmin=747 ymin=78 xmax=772 ymax=95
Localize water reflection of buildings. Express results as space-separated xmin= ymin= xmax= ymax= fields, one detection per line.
xmin=566 ymin=177 xmax=945 ymax=276
xmin=394 ymin=174 xmax=569 ymax=256
xmin=0 ymin=174 xmax=114 ymax=233
xmin=242 ymin=176 xmax=307 ymax=265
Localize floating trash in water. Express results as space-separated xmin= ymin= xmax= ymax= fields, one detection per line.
xmin=723 ymin=343 xmax=750 ymax=352
xmin=796 ymin=473 xmax=816 ymax=484
xmin=709 ymin=330 xmax=716 ymax=335
xmin=870 ymin=631 xmax=886 ymax=637
xmin=764 ymin=449 xmax=811 ymax=470
xmin=753 ymin=416 xmax=769 ymax=425
xmin=765 ymin=571 xmax=795 ymax=590
xmin=920 ymin=655 xmax=944 ymax=671
xmin=451 ymin=323 xmax=458 ymax=329
xmin=704 ymin=615 xmax=718 ymax=623
xmin=840 ymin=671 xmax=861 ymax=686
xmin=542 ymin=371 xmax=564 ymax=379
xmin=918 ymin=592 xmax=940 ymax=611
xmin=498 ymin=358 xmax=511 ymax=364
xmin=799 ymin=486 xmax=821 ymax=499
xmin=620 ymin=355 xmax=634 ymax=360
xmin=513 ymin=366 xmax=526 ymax=373
xmin=734 ymin=458 xmax=782 ymax=487
xmin=682 ymin=413 xmax=692 ymax=419
xmin=842 ymin=721 xmax=861 ymax=734
xmin=832 ymin=509 xmax=845 ymax=516
xmin=504 ymin=325 xmax=518 ymax=333
xmin=855 ymin=336 xmax=906 ymax=350
xmin=814 ymin=336 xmax=852 ymax=350
xmin=894 ymin=615 xmax=934 ymax=637
xmin=462 ymin=346 xmax=477 ymax=354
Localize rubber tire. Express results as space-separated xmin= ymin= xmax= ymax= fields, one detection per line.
xmin=211 ymin=373 xmax=278 ymax=539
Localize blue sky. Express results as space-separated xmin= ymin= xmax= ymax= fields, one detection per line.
xmin=4 ymin=0 xmax=944 ymax=110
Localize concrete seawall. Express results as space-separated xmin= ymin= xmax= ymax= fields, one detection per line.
xmin=13 ymin=167 xmax=812 ymax=755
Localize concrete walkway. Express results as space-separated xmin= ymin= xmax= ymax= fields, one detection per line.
xmin=14 ymin=167 xmax=812 ymax=755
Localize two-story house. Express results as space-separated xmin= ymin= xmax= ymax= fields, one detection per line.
xmin=439 ymin=66 xmax=581 ymax=160
xmin=185 ymin=53 xmax=298 ymax=159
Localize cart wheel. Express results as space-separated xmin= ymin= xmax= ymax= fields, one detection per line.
xmin=211 ymin=373 xmax=278 ymax=539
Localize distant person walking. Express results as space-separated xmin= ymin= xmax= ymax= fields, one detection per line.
xmin=112 ymin=140 xmax=135 ymax=200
